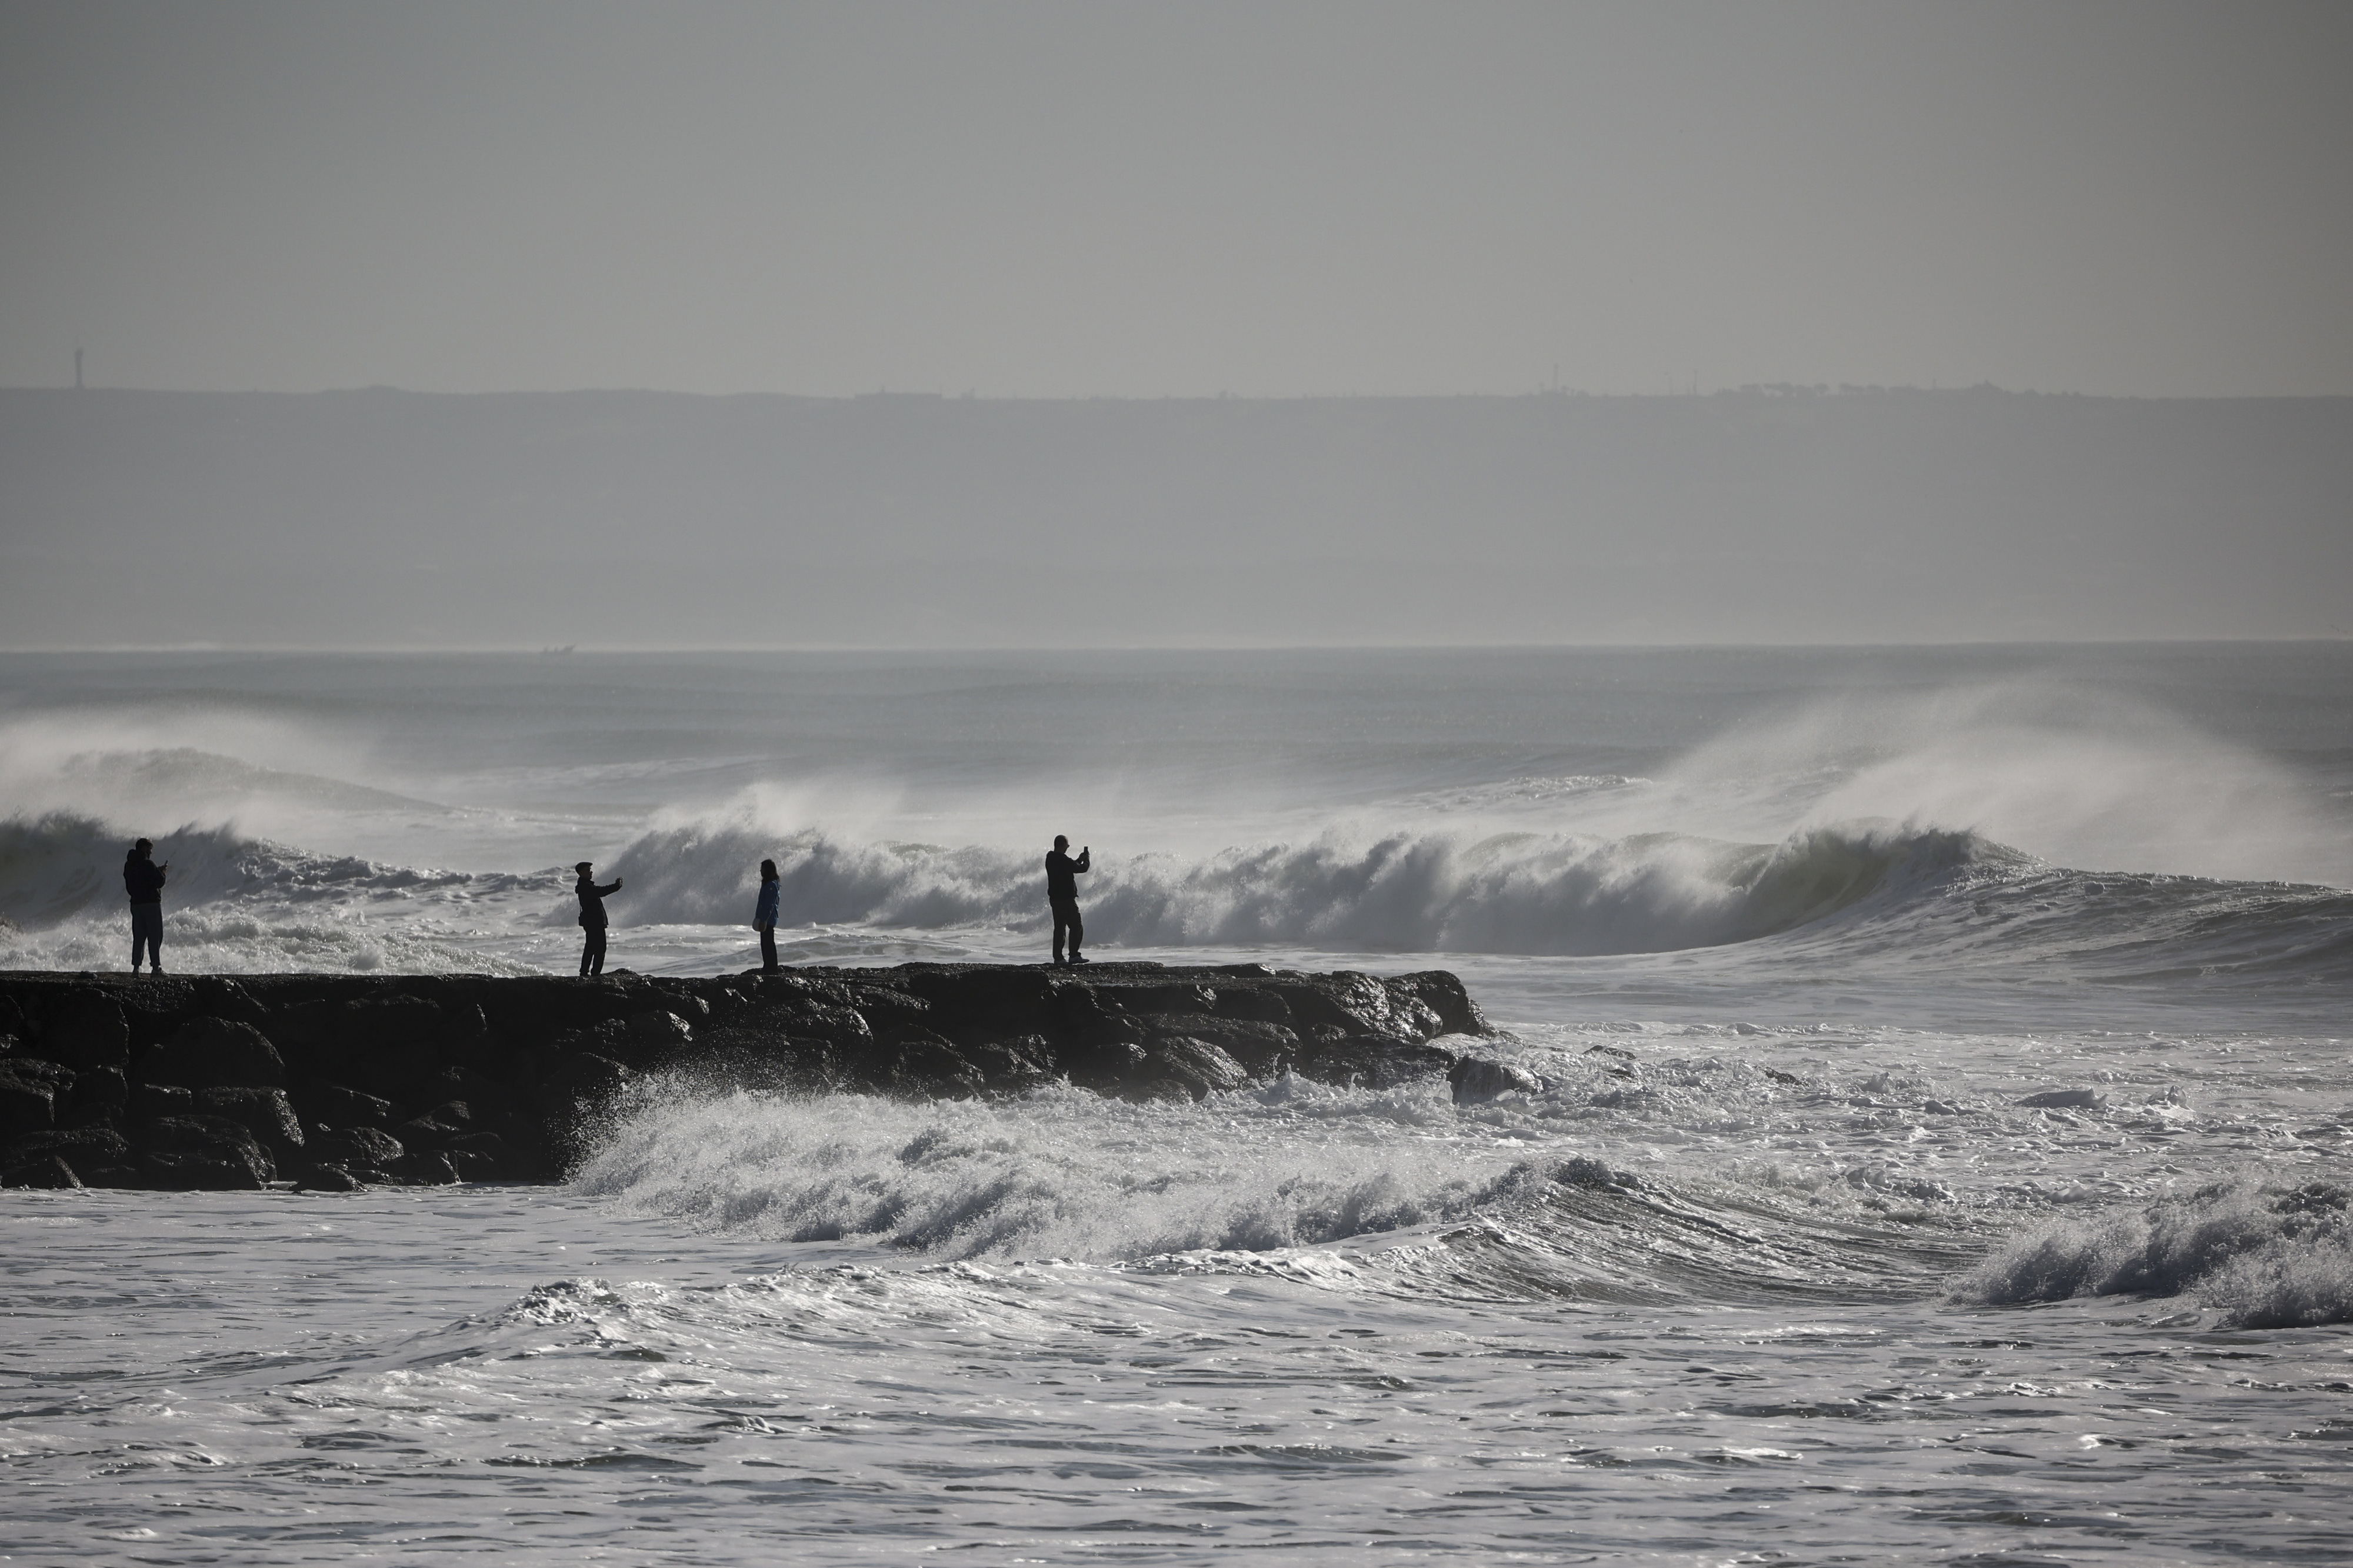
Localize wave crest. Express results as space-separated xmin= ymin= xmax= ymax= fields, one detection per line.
xmin=601 ymin=818 xmax=1992 ymax=956
xmin=1953 ymin=1177 xmax=2353 ymax=1329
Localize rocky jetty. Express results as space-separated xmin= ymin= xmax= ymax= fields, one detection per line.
xmin=0 ymin=963 xmax=1500 ymax=1193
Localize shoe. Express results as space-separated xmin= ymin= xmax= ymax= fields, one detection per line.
xmin=1068 ymin=953 xmax=1090 ymax=965
xmin=152 ymin=968 xmax=166 ymax=976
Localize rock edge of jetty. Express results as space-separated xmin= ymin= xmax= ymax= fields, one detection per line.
xmin=0 ymin=964 xmax=1523 ymax=1193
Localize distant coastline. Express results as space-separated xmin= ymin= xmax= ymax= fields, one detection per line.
xmin=3 ymin=386 xmax=2345 ymax=648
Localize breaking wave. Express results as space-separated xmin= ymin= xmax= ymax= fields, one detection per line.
xmin=571 ymin=1076 xmax=1979 ymax=1303
xmin=601 ymin=818 xmax=1998 ymax=956
xmin=9 ymin=803 xmax=2348 ymax=979
xmin=1954 ymin=1176 xmax=2353 ymax=1329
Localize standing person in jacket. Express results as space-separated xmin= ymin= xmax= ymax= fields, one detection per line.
xmin=1046 ymin=835 xmax=1091 ymax=966
xmin=753 ymin=858 xmax=782 ymax=973
xmin=574 ymin=861 xmax=623 ymax=978
xmin=124 ymin=838 xmax=168 ymax=975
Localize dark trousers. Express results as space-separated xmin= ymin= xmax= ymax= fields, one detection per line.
xmin=758 ymin=926 xmax=779 ymax=971
xmin=131 ymin=903 xmax=162 ymax=970
xmin=1052 ymin=898 xmax=1083 ymax=961
xmin=580 ymin=926 xmax=607 ymax=976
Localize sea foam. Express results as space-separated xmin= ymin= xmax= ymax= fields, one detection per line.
xmin=1953 ymin=1175 xmax=2353 ymax=1329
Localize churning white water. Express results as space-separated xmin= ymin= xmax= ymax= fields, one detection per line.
xmin=4 ymin=645 xmax=2351 ymax=1563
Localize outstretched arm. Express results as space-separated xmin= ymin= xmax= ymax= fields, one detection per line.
xmin=596 ymin=879 xmax=624 ymax=898
xmin=1075 ymin=848 xmax=1091 ymax=873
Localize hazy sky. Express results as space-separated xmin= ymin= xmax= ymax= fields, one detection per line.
xmin=3 ymin=1 xmax=2348 ymax=399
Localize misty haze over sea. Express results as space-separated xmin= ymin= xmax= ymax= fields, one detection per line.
xmin=4 ymin=385 xmax=2348 ymax=648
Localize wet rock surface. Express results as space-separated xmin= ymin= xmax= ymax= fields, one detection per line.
xmin=0 ymin=963 xmax=1495 ymax=1190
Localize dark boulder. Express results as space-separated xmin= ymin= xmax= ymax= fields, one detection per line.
xmin=291 ymin=1082 xmax=394 ymax=1130
xmin=3 ymin=1154 xmax=81 ymax=1189
xmin=418 ymin=1064 xmax=512 ymax=1116
xmin=1119 ymin=983 xmax=1219 ymax=1016
xmin=2019 ymin=1088 xmax=2107 ymax=1110
xmin=294 ymin=1164 xmax=366 ymax=1193
xmin=143 ymin=1019 xmax=287 ymax=1090
xmin=344 ymin=996 xmax=446 ymax=1049
xmin=1449 ymin=1057 xmax=1541 ymax=1103
xmin=1395 ymin=970 xmax=1495 ymax=1037
xmin=195 ymin=1086 xmax=306 ymax=1162
xmin=536 ymin=1052 xmax=634 ymax=1116
xmin=307 ymin=1126 xmax=405 ymax=1170
xmin=306 ymin=997 xmax=445 ymax=1099
xmin=1064 ymin=1037 xmax=1151 ymax=1093
xmin=869 ymin=1032 xmax=984 ymax=1099
xmin=958 ymin=1034 xmax=1059 ymax=1092
xmin=65 ymin=1065 xmax=129 ymax=1120
xmin=535 ymin=1052 xmax=636 ymax=1167
xmin=1298 ymin=1036 xmax=1456 ymax=1091
xmin=186 ymin=976 xmax=269 ymax=1026
xmin=1142 ymin=1015 xmax=1297 ymax=1076
xmin=6 ymin=1126 xmax=131 ymax=1170
xmin=749 ymin=999 xmax=871 ymax=1052
xmin=1051 ymin=983 xmax=1146 ymax=1050
xmin=444 ymin=1130 xmax=524 ymax=1179
xmin=628 ymin=1007 xmax=695 ymax=1046
xmin=146 ymin=1114 xmax=276 ymax=1185
xmin=1139 ymin=1036 xmax=1252 ymax=1101
xmin=132 ymin=1082 xmax=195 ymax=1125
xmin=0 ymin=1058 xmax=72 ymax=1137
xmin=141 ymin=1149 xmax=266 ymax=1191
xmin=393 ymin=1149 xmax=460 ymax=1185
xmin=1282 ymin=972 xmax=1444 ymax=1043
xmin=900 ymin=966 xmax=1055 ymax=1026
xmin=41 ymin=991 xmax=131 ymax=1070
xmin=264 ymin=997 xmax=347 ymax=1056
xmin=355 ymin=1038 xmax=442 ymax=1105
xmin=394 ymin=1100 xmax=476 ymax=1147
xmin=1211 ymin=986 xmax=1294 ymax=1026
xmin=846 ymin=987 xmax=929 ymax=1030
xmin=664 ymin=1023 xmax=831 ymax=1092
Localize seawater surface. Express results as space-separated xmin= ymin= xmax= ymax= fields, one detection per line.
xmin=3 ymin=645 xmax=2351 ymax=1563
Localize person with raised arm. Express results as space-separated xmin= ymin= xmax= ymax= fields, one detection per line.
xmin=1046 ymin=835 xmax=1091 ymax=966
xmin=574 ymin=861 xmax=622 ymax=978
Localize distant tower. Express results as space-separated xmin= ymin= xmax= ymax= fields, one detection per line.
xmin=74 ymin=348 xmax=82 ymax=391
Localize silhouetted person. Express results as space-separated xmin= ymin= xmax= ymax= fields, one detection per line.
xmin=124 ymin=838 xmax=168 ymax=975
xmin=1046 ymin=834 xmax=1090 ymax=965
xmin=575 ymin=861 xmax=622 ymax=977
xmin=754 ymin=857 xmax=781 ymax=972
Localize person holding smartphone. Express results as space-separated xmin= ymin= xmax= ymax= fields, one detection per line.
xmin=124 ymin=838 xmax=168 ymax=975
xmin=1046 ymin=835 xmax=1091 ymax=966
xmin=575 ymin=861 xmax=624 ymax=978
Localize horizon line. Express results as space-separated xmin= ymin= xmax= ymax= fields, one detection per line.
xmin=1 ymin=636 xmax=2347 ymax=657
xmin=9 ymin=383 xmax=2353 ymax=404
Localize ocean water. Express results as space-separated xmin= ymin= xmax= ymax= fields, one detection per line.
xmin=4 ymin=643 xmax=2351 ymax=1564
